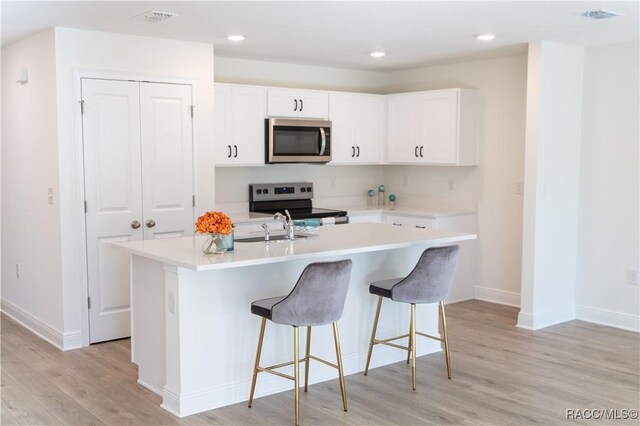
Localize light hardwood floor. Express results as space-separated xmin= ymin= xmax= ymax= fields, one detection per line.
xmin=2 ymin=301 xmax=638 ymax=425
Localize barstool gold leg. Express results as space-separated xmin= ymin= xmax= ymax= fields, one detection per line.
xmin=332 ymin=322 xmax=348 ymax=412
xmin=440 ymin=301 xmax=452 ymax=379
xmin=410 ymin=304 xmax=417 ymax=390
xmin=293 ymin=326 xmax=300 ymax=426
xmin=406 ymin=315 xmax=413 ymax=364
xmin=364 ymin=296 xmax=383 ymax=376
xmin=248 ymin=318 xmax=267 ymax=408
xmin=304 ymin=326 xmax=311 ymax=392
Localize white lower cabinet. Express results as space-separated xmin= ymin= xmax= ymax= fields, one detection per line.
xmin=349 ymin=210 xmax=476 ymax=303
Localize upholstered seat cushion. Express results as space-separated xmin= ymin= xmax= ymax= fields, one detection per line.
xmin=369 ymin=278 xmax=402 ymax=299
xmin=251 ymin=296 xmax=286 ymax=320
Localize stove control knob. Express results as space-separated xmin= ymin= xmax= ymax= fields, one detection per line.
xmin=264 ymin=189 xmax=269 ymax=194
xmin=256 ymin=189 xmax=262 ymax=194
xmin=306 ymin=187 xmax=312 ymax=192
xmin=301 ymin=188 xmax=306 ymax=192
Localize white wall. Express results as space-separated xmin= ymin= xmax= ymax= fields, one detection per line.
xmin=518 ymin=42 xmax=585 ymax=330
xmin=576 ymin=41 xmax=639 ymax=331
xmin=1 ymin=29 xmax=66 ymax=344
xmin=54 ymin=28 xmax=215 ymax=343
xmin=215 ymin=56 xmax=386 ymax=93
xmin=383 ymin=55 xmax=528 ymax=305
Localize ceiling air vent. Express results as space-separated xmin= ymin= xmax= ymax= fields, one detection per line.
xmin=134 ymin=10 xmax=179 ymax=23
xmin=581 ymin=9 xmax=623 ymax=20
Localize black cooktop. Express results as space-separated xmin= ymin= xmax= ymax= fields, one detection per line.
xmin=258 ymin=207 xmax=347 ymax=220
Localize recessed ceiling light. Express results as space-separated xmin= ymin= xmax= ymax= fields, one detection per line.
xmin=581 ymin=9 xmax=623 ymax=20
xmin=370 ymin=51 xmax=386 ymax=58
xmin=475 ymin=34 xmax=496 ymax=41
xmin=227 ymin=35 xmax=246 ymax=42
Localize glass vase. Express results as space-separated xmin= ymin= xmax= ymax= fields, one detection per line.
xmin=201 ymin=233 xmax=227 ymax=255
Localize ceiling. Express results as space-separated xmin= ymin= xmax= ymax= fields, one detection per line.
xmin=2 ymin=1 xmax=638 ymax=71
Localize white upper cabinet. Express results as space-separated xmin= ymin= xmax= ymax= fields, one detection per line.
xmin=267 ymin=88 xmax=329 ymax=119
xmin=215 ymin=83 xmax=267 ymax=166
xmin=329 ymin=92 xmax=384 ymax=164
xmin=387 ymin=88 xmax=479 ymax=165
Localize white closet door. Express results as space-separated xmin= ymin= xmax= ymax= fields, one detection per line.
xmin=140 ymin=82 xmax=194 ymax=240
xmin=82 ymin=79 xmax=141 ymax=343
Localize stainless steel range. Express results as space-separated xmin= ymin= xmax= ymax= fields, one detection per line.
xmin=249 ymin=182 xmax=348 ymax=224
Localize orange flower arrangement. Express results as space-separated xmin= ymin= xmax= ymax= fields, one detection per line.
xmin=195 ymin=211 xmax=233 ymax=235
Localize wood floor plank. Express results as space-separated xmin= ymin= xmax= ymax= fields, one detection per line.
xmin=2 ymin=301 xmax=638 ymax=425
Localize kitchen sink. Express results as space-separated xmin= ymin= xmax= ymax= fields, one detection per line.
xmin=235 ymin=234 xmax=313 ymax=243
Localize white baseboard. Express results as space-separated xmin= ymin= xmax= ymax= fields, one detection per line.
xmin=576 ymin=305 xmax=639 ymax=333
xmin=0 ymin=298 xmax=82 ymax=351
xmin=517 ymin=306 xmax=575 ymax=330
xmin=159 ymin=339 xmax=441 ymax=417
xmin=474 ymin=286 xmax=520 ymax=307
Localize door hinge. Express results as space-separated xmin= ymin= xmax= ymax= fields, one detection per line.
xmin=79 ymin=100 xmax=85 ymax=115
xmin=87 ymin=297 xmax=91 ymax=309
xmin=190 ymin=105 xmax=195 ymax=119
xmin=192 ymin=195 xmax=196 ymax=207
xmin=84 ymin=200 xmax=88 ymax=213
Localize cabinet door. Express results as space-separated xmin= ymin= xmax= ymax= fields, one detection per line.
xmin=82 ymin=78 xmax=142 ymax=343
xmin=421 ymin=91 xmax=458 ymax=164
xmin=140 ymin=82 xmax=195 ymax=241
xmin=267 ymin=88 xmax=298 ymax=117
xmin=387 ymin=94 xmax=422 ymax=163
xmin=298 ymin=89 xmax=329 ymax=119
xmin=214 ymin=84 xmax=234 ymax=165
xmin=232 ymin=86 xmax=267 ymax=165
xmin=355 ymin=95 xmax=384 ymax=163
xmin=328 ymin=93 xmax=357 ymax=164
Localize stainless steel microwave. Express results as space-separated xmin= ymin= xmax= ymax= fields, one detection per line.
xmin=266 ymin=118 xmax=332 ymax=164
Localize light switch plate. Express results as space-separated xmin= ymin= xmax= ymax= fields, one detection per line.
xmin=47 ymin=188 xmax=54 ymax=205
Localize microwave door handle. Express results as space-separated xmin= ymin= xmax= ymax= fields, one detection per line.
xmin=319 ymin=127 xmax=327 ymax=156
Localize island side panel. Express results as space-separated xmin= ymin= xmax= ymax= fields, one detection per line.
xmin=130 ymin=254 xmax=166 ymax=395
xmin=160 ymin=245 xmax=442 ymax=417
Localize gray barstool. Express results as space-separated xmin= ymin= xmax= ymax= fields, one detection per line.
xmin=364 ymin=246 xmax=459 ymax=390
xmin=248 ymin=260 xmax=352 ymax=426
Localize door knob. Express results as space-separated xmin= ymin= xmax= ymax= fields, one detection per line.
xmin=131 ymin=220 xmax=141 ymax=229
xmin=146 ymin=219 xmax=156 ymax=228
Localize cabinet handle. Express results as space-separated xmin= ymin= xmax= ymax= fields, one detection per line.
xmin=130 ymin=220 xmax=141 ymax=229
xmin=414 ymin=146 xmax=419 ymax=157
xmin=357 ymin=146 xmax=360 ymax=157
xmin=227 ymin=145 xmax=232 ymax=158
xmin=146 ymin=219 xmax=156 ymax=228
xmin=392 ymin=223 xmax=403 ymax=226
xmin=294 ymin=99 xmax=298 ymax=111
xmin=420 ymin=146 xmax=424 ymax=157
xmin=415 ymin=225 xmax=426 ymax=229
xmin=233 ymin=145 xmax=238 ymax=158
xmin=300 ymin=99 xmax=303 ymax=111
xmin=351 ymin=146 xmax=355 ymax=157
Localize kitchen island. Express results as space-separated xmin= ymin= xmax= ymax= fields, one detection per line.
xmin=115 ymin=223 xmax=476 ymax=417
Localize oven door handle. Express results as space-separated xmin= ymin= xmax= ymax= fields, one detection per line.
xmin=319 ymin=127 xmax=327 ymax=156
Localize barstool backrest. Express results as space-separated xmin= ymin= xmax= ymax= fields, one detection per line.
xmin=271 ymin=260 xmax=353 ymax=326
xmin=392 ymin=246 xmax=460 ymax=304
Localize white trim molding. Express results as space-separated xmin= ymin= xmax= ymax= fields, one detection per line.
xmin=1 ymin=298 xmax=82 ymax=351
xmin=516 ymin=306 xmax=575 ymax=330
xmin=475 ymin=286 xmax=521 ymax=307
xmin=576 ymin=305 xmax=640 ymax=333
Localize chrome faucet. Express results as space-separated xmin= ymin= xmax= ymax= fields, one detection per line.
xmin=274 ymin=210 xmax=295 ymax=240
xmin=261 ymin=223 xmax=270 ymax=242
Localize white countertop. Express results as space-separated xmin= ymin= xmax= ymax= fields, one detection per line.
xmin=115 ymin=223 xmax=476 ymax=272
xmin=345 ymin=205 xmax=476 ymax=218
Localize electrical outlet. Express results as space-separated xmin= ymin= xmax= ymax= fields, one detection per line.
xmin=627 ymin=270 xmax=638 ymax=286
xmin=168 ymin=291 xmax=176 ymax=314
xmin=47 ymin=188 xmax=54 ymax=205
xmin=15 ymin=264 xmax=20 ymax=279
xmin=448 ymin=178 xmax=455 ymax=191
xmin=330 ymin=177 xmax=336 ymax=188
xmin=515 ymin=182 xmax=523 ymax=195
xmin=403 ymin=174 xmax=409 ymax=188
